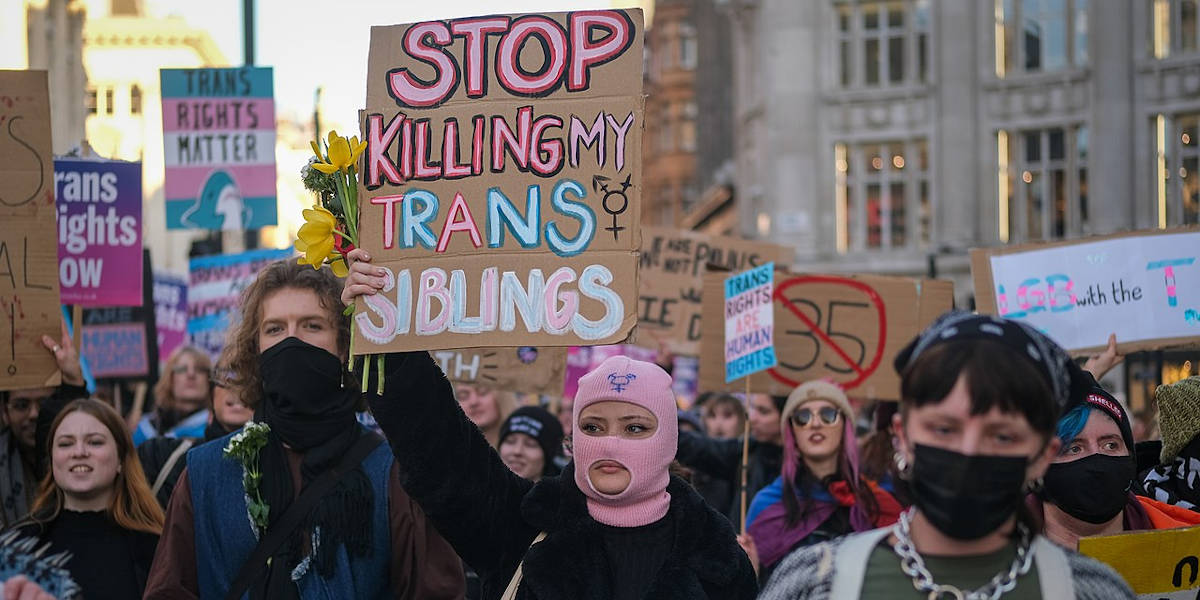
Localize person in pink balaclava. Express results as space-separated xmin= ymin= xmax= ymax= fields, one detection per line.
xmin=347 ymin=243 xmax=756 ymax=600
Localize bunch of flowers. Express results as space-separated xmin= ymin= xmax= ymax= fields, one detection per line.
xmin=297 ymin=131 xmax=367 ymax=278
xmin=223 ymin=421 xmax=272 ymax=533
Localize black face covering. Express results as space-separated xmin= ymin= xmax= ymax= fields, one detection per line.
xmin=258 ymin=336 xmax=357 ymax=450
xmin=910 ymin=444 xmax=1030 ymax=540
xmin=253 ymin=337 xmax=370 ymax=600
xmin=1043 ymin=453 xmax=1135 ymax=524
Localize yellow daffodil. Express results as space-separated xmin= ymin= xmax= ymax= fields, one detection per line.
xmin=293 ymin=240 xmax=349 ymax=277
xmin=346 ymin=135 xmax=367 ymax=170
xmin=328 ymin=254 xmax=349 ymax=277
xmin=295 ymin=205 xmax=337 ymax=268
xmin=311 ymin=131 xmax=369 ymax=174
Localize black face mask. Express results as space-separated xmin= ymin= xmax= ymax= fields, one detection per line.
xmin=1043 ymin=453 xmax=1135 ymax=524
xmin=910 ymin=444 xmax=1030 ymax=540
xmin=258 ymin=336 xmax=356 ymax=450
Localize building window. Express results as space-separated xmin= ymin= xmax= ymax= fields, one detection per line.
xmin=1150 ymin=0 xmax=1200 ymax=58
xmin=997 ymin=126 xmax=1089 ymax=242
xmin=679 ymin=23 xmax=698 ymax=70
xmin=1153 ymin=113 xmax=1200 ymax=226
xmin=835 ymin=0 xmax=930 ymax=88
xmin=680 ymin=101 xmax=697 ymax=152
xmin=86 ymin=87 xmax=98 ymax=115
xmin=995 ymin=0 xmax=1088 ymax=77
xmin=835 ymin=138 xmax=931 ymax=252
xmin=104 ymin=88 xmax=114 ymax=115
xmin=658 ymin=105 xmax=674 ymax=153
xmin=130 ymin=84 xmax=142 ymax=115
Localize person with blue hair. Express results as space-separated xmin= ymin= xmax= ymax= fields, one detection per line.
xmin=1034 ymin=372 xmax=1200 ymax=550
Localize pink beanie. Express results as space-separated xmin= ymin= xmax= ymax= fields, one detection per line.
xmin=572 ymin=355 xmax=678 ymax=527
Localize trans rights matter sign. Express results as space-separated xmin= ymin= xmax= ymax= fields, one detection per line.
xmin=54 ymin=158 xmax=142 ymax=306
xmin=161 ymin=66 xmax=277 ymax=230
xmin=354 ymin=10 xmax=645 ymax=353
xmin=724 ymin=263 xmax=776 ymax=382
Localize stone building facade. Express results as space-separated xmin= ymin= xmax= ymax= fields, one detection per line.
xmin=727 ymin=0 xmax=1200 ymax=308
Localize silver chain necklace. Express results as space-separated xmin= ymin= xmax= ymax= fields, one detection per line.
xmin=890 ymin=509 xmax=1036 ymax=600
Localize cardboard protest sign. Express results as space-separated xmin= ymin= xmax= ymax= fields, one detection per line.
xmin=153 ymin=271 xmax=188 ymax=370
xmin=638 ymin=227 xmax=791 ymax=355
xmin=724 ymin=263 xmax=776 ymax=382
xmin=354 ymin=10 xmax=645 ymax=353
xmin=0 ymin=70 xmax=62 ymax=391
xmin=54 ymin=158 xmax=142 ymax=306
xmin=188 ymin=248 xmax=292 ymax=362
xmin=432 ymin=346 xmax=566 ymax=395
xmin=700 ymin=271 xmax=954 ymax=399
xmin=972 ymin=227 xmax=1200 ymax=354
xmin=1079 ymin=525 xmax=1200 ymax=599
xmin=161 ymin=67 xmax=277 ymax=230
xmin=80 ymin=250 xmax=157 ymax=379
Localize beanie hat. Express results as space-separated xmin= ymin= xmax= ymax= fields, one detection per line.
xmin=499 ymin=406 xmax=564 ymax=476
xmin=1157 ymin=376 xmax=1200 ymax=463
xmin=1064 ymin=372 xmax=1135 ymax=455
xmin=572 ymin=356 xmax=678 ymax=527
xmin=780 ymin=380 xmax=855 ymax=432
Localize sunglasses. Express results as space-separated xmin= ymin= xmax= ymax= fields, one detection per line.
xmin=789 ymin=406 xmax=841 ymax=427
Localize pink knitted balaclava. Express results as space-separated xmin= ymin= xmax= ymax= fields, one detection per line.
xmin=572 ymin=356 xmax=678 ymax=527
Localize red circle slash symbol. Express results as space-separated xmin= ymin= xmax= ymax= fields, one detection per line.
xmin=767 ymin=276 xmax=887 ymax=391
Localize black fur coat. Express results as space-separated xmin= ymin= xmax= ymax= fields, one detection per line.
xmin=367 ymin=352 xmax=758 ymax=600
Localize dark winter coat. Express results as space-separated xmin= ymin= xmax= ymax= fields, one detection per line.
xmin=676 ymin=430 xmax=782 ymax=525
xmin=367 ymin=352 xmax=758 ymax=600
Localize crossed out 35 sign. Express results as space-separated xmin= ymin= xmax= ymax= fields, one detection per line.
xmin=701 ymin=271 xmax=953 ymax=399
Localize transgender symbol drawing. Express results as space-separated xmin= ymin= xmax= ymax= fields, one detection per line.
xmin=593 ymin=174 xmax=632 ymax=241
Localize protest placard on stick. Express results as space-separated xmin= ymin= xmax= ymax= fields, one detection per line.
xmin=354 ymin=10 xmax=645 ymax=353
xmin=723 ymin=263 xmax=776 ymax=383
xmin=637 ymin=227 xmax=791 ymax=356
xmin=971 ymin=226 xmax=1200 ymax=354
xmin=0 ymin=70 xmax=62 ymax=391
xmin=1079 ymin=525 xmax=1200 ymax=599
xmin=700 ymin=270 xmax=953 ymax=399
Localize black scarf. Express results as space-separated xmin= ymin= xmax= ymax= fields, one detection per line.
xmin=252 ymin=338 xmax=373 ymax=600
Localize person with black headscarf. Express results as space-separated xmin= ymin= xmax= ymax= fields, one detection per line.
xmin=143 ymin=260 xmax=463 ymax=600
xmin=1035 ymin=373 xmax=1200 ymax=550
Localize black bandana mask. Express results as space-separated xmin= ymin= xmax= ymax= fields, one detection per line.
xmin=257 ymin=336 xmax=356 ymax=450
xmin=1043 ymin=454 xmax=1136 ymax=524
xmin=910 ymin=444 xmax=1030 ymax=540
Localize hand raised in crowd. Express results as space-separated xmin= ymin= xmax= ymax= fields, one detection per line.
xmin=41 ymin=318 xmax=83 ymax=387
xmin=340 ymin=248 xmax=388 ymax=306
xmin=1083 ymin=333 xmax=1124 ymax=380
xmin=3 ymin=575 xmax=57 ymax=600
